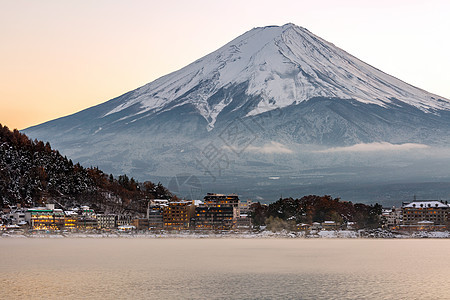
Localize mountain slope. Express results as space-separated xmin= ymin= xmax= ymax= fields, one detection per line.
xmin=23 ymin=24 xmax=450 ymax=202
xmin=91 ymin=23 xmax=450 ymax=131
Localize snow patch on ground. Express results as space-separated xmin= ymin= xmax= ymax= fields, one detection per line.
xmin=2 ymin=230 xmax=449 ymax=239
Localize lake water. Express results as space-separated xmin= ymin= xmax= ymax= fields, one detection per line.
xmin=1 ymin=238 xmax=449 ymax=299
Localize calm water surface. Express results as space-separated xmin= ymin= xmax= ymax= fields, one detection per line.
xmin=0 ymin=238 xmax=449 ymax=299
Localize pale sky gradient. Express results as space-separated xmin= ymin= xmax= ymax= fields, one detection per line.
xmin=1 ymin=0 xmax=449 ymax=130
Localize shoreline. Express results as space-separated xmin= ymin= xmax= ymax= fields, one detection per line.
xmin=1 ymin=229 xmax=449 ymax=239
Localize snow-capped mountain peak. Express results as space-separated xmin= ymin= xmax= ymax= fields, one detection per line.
xmin=102 ymin=23 xmax=449 ymax=130
xmin=23 ymin=24 xmax=450 ymax=201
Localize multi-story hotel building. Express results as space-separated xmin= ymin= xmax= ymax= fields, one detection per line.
xmin=26 ymin=206 xmax=65 ymax=230
xmin=191 ymin=193 xmax=243 ymax=230
xmin=402 ymin=200 xmax=449 ymax=230
xmin=163 ymin=201 xmax=194 ymax=230
xmin=132 ymin=218 xmax=149 ymax=230
xmin=203 ymin=193 xmax=240 ymax=220
xmin=116 ymin=215 xmax=132 ymax=227
xmin=194 ymin=206 xmax=234 ymax=230
xmin=76 ymin=217 xmax=98 ymax=230
xmin=381 ymin=207 xmax=403 ymax=229
xmin=64 ymin=213 xmax=78 ymax=231
xmin=239 ymin=199 xmax=254 ymax=216
xmin=147 ymin=199 xmax=168 ymax=230
xmin=97 ymin=214 xmax=117 ymax=229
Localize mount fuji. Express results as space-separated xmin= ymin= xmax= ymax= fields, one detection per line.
xmin=24 ymin=24 xmax=450 ymax=203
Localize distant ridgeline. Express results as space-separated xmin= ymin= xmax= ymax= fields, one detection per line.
xmin=0 ymin=124 xmax=173 ymax=212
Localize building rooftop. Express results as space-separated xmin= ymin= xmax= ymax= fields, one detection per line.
xmin=153 ymin=199 xmax=169 ymax=203
xmin=64 ymin=211 xmax=78 ymax=216
xmin=27 ymin=208 xmax=52 ymax=212
xmin=193 ymin=200 xmax=204 ymax=206
xmin=169 ymin=200 xmax=192 ymax=205
xmin=403 ymin=201 xmax=449 ymax=209
xmin=418 ymin=220 xmax=434 ymax=224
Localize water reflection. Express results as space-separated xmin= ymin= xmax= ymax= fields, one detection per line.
xmin=1 ymin=239 xmax=449 ymax=299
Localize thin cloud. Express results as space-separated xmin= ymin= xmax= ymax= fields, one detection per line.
xmin=316 ymin=142 xmax=429 ymax=153
xmin=223 ymin=141 xmax=293 ymax=154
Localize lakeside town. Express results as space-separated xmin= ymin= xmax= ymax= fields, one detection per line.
xmin=1 ymin=193 xmax=450 ymax=238
xmin=2 ymin=124 xmax=450 ymax=239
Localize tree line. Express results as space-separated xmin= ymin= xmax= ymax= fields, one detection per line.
xmin=250 ymin=195 xmax=382 ymax=230
xmin=0 ymin=124 xmax=174 ymax=213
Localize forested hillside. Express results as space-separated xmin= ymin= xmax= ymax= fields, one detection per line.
xmin=0 ymin=124 xmax=173 ymax=213
xmin=251 ymin=195 xmax=382 ymax=229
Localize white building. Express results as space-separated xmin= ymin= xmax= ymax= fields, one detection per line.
xmin=382 ymin=207 xmax=403 ymax=228
xmin=402 ymin=200 xmax=449 ymax=226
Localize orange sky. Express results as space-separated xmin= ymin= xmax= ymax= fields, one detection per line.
xmin=1 ymin=0 xmax=449 ymax=130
